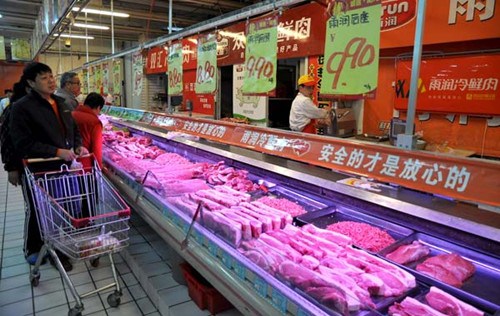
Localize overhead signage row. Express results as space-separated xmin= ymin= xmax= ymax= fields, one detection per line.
xmin=145 ymin=1 xmax=499 ymax=75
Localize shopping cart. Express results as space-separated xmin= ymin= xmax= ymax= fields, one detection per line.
xmin=24 ymin=155 xmax=130 ymax=316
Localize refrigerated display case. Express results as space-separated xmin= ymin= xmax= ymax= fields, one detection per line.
xmin=101 ymin=109 xmax=500 ymax=316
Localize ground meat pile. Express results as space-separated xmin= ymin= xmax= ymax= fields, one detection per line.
xmin=326 ymin=221 xmax=395 ymax=252
xmin=256 ymin=196 xmax=307 ymax=217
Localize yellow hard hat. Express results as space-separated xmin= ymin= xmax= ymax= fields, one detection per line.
xmin=297 ymin=75 xmax=316 ymax=86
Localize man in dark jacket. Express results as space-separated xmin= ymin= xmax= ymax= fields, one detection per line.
xmin=9 ymin=62 xmax=89 ymax=271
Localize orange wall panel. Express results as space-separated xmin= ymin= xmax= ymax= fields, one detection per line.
xmin=364 ymin=59 xmax=500 ymax=158
xmin=0 ymin=62 xmax=25 ymax=96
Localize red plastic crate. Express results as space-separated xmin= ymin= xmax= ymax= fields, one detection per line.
xmin=180 ymin=262 xmax=233 ymax=314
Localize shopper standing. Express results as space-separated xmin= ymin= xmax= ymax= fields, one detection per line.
xmin=55 ymin=72 xmax=81 ymax=110
xmin=9 ymin=62 xmax=89 ymax=271
xmin=0 ymin=89 xmax=13 ymax=115
xmin=1 ymin=78 xmax=30 ymax=187
xmin=72 ymin=92 xmax=105 ymax=168
xmin=289 ymin=75 xmax=331 ymax=134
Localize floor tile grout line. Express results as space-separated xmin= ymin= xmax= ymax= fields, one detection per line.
xmin=0 ymin=178 xmax=10 ymax=280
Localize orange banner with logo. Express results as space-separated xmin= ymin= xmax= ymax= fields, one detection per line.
xmin=394 ymin=54 xmax=500 ymax=115
xmin=146 ymin=114 xmax=500 ymax=207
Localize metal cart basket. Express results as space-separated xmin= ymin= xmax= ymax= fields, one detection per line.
xmin=25 ymin=156 xmax=130 ymax=316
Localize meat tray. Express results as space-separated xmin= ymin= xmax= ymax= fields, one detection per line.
xmin=252 ymin=185 xmax=332 ymax=213
xmin=295 ymin=205 xmax=414 ymax=253
xmin=288 ymin=277 xmax=425 ymax=316
xmin=378 ymin=233 xmax=500 ymax=314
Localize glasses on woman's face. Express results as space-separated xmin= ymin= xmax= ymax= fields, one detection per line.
xmin=71 ymin=81 xmax=82 ymax=86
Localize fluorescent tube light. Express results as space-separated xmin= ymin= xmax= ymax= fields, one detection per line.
xmin=72 ymin=7 xmax=130 ymax=18
xmin=55 ymin=33 xmax=95 ymax=40
xmin=73 ymin=23 xmax=109 ymax=30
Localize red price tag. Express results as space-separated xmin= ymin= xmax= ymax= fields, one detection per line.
xmin=246 ymin=56 xmax=274 ymax=81
xmin=168 ymin=68 xmax=182 ymax=88
xmin=196 ymin=61 xmax=215 ymax=84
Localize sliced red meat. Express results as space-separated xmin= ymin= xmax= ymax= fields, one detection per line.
xmin=386 ymin=241 xmax=431 ymax=264
xmin=416 ymin=253 xmax=475 ymax=288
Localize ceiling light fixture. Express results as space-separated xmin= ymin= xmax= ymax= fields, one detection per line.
xmin=72 ymin=7 xmax=130 ymax=18
xmin=0 ymin=14 xmax=3 ymax=18
xmin=55 ymin=33 xmax=95 ymax=40
xmin=73 ymin=22 xmax=109 ymax=30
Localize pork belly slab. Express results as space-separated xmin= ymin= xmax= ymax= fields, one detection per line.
xmin=425 ymin=286 xmax=483 ymax=316
xmin=386 ymin=241 xmax=431 ymax=264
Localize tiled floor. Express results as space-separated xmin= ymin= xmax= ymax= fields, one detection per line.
xmin=0 ymin=167 xmax=240 ymax=316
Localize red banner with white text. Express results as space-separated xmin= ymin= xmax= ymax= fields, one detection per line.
xmin=395 ymin=54 xmax=500 ymax=115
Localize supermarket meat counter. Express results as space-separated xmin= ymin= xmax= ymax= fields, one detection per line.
xmin=102 ymin=119 xmax=500 ymax=316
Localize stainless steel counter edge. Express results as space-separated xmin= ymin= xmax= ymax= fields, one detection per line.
xmin=104 ymin=169 xmax=334 ymax=316
xmin=116 ymin=120 xmax=500 ymax=243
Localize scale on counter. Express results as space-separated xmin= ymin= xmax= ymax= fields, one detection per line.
xmin=319 ymin=101 xmax=357 ymax=138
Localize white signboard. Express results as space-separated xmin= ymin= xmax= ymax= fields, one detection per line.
xmin=233 ymin=64 xmax=268 ymax=127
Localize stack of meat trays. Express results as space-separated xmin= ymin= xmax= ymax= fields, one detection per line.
xmin=379 ymin=233 xmax=500 ymax=314
xmin=295 ymin=206 xmax=414 ymax=253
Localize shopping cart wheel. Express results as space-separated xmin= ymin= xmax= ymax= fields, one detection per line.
xmin=107 ymin=291 xmax=121 ymax=307
xmin=30 ymin=274 xmax=40 ymax=287
xmin=68 ymin=307 xmax=82 ymax=316
xmin=90 ymin=258 xmax=100 ymax=267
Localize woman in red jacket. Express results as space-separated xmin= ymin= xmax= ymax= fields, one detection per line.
xmin=72 ymin=92 xmax=104 ymax=167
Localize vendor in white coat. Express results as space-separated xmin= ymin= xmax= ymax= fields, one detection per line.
xmin=289 ymin=75 xmax=331 ymax=134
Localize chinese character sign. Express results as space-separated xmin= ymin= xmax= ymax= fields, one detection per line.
xmin=321 ymin=1 xmax=382 ymax=96
xmin=102 ymin=62 xmax=110 ymax=94
xmin=132 ymin=51 xmax=144 ymax=96
xmin=0 ymin=36 xmax=5 ymax=60
xmin=196 ymin=33 xmax=217 ymax=94
xmin=11 ymin=39 xmax=31 ymax=60
xmin=395 ymin=55 xmax=500 ymax=115
xmin=95 ymin=64 xmax=102 ymax=94
xmin=113 ymin=59 xmax=122 ymax=95
xmin=242 ymin=16 xmax=278 ymax=95
xmin=233 ymin=64 xmax=268 ymax=126
xmin=168 ymin=42 xmax=183 ymax=96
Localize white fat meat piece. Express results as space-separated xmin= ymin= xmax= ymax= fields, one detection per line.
xmin=214 ymin=185 xmax=251 ymax=202
xmin=318 ymin=265 xmax=375 ymax=310
xmin=240 ymin=202 xmax=282 ymax=230
xmin=389 ymin=297 xmax=447 ymax=316
xmin=233 ymin=206 xmax=272 ymax=233
xmin=203 ymin=211 xmax=242 ymax=247
xmin=188 ymin=193 xmax=225 ymax=211
xmin=231 ymin=209 xmax=263 ymax=238
xmin=302 ymin=224 xmax=352 ymax=247
xmin=217 ymin=210 xmax=252 ymax=241
xmin=425 ymin=286 xmax=483 ymax=316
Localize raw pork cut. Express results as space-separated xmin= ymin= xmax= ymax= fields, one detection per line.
xmin=425 ymin=286 xmax=483 ymax=316
xmin=416 ymin=253 xmax=475 ymax=287
xmin=389 ymin=297 xmax=447 ymax=316
xmin=327 ymin=221 xmax=395 ymax=252
xmin=277 ymin=261 xmax=349 ymax=315
xmin=256 ymin=196 xmax=306 ymax=217
xmin=386 ymin=241 xmax=430 ymax=264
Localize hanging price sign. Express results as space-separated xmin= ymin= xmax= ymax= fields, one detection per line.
xmin=112 ymin=59 xmax=122 ymax=95
xmin=168 ymin=42 xmax=183 ymax=96
xmin=242 ymin=16 xmax=278 ymax=95
xmin=196 ymin=33 xmax=217 ymax=94
xmin=132 ymin=51 xmax=144 ymax=96
xmin=320 ymin=1 xmax=382 ymax=96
